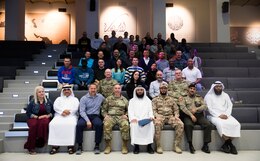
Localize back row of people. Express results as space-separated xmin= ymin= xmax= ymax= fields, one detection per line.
xmin=25 ymin=81 xmax=240 ymax=155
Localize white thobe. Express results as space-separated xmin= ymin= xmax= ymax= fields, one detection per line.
xmin=48 ymin=95 xmax=79 ymax=146
xmin=205 ymin=92 xmax=240 ymax=137
xmin=128 ymin=95 xmax=154 ymax=145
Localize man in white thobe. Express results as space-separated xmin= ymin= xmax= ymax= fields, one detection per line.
xmin=128 ymin=85 xmax=155 ymax=154
xmin=204 ymin=81 xmax=240 ymax=155
xmin=48 ymin=85 xmax=79 ymax=154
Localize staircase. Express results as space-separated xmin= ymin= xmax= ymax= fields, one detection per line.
xmin=0 ymin=44 xmax=66 ymax=153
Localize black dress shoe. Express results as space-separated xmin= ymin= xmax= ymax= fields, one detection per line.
xmin=133 ymin=145 xmax=139 ymax=154
xmin=189 ymin=144 xmax=195 ymax=154
xmin=201 ymin=145 xmax=210 ymax=153
xmin=229 ymin=144 xmax=238 ymax=155
xmin=147 ymin=144 xmax=154 ymax=154
xmin=220 ymin=143 xmax=230 ymax=153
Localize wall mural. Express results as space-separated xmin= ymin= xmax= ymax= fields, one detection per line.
xmin=231 ymin=27 xmax=260 ymax=45
xmin=0 ymin=12 xmax=70 ymax=44
xmin=166 ymin=7 xmax=195 ymax=42
xmin=100 ymin=6 xmax=137 ymax=37
xmin=0 ymin=12 xmax=4 ymax=40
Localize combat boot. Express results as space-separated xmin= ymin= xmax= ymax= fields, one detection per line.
xmin=173 ymin=141 xmax=182 ymax=154
xmin=121 ymin=140 xmax=128 ymax=154
xmin=155 ymin=140 xmax=163 ymax=154
xmin=104 ymin=140 xmax=111 ymax=154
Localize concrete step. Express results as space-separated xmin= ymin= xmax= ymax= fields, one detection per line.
xmin=0 ymin=139 xmax=3 ymax=153
xmin=3 ymin=87 xmax=35 ymax=93
xmin=16 ymin=70 xmax=46 ymax=76
xmin=3 ymin=130 xmax=260 ymax=152
xmin=0 ymin=122 xmax=12 ymax=131
xmin=25 ymin=61 xmax=55 ymax=67
xmin=4 ymin=80 xmax=41 ymax=85
xmin=0 ymin=109 xmax=21 ymax=115
xmin=0 ymin=115 xmax=14 ymax=122
xmin=25 ymin=66 xmax=52 ymax=71
xmin=0 ymin=92 xmax=32 ymax=98
xmin=5 ymin=83 xmax=40 ymax=88
xmin=15 ymin=76 xmax=44 ymax=80
xmin=0 ymin=98 xmax=27 ymax=104
xmin=0 ymin=103 xmax=27 ymax=109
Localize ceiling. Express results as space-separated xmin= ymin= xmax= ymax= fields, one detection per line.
xmin=26 ymin=0 xmax=75 ymax=4
xmin=230 ymin=0 xmax=260 ymax=6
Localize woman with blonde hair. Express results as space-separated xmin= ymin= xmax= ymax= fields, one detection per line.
xmin=24 ymin=86 xmax=53 ymax=154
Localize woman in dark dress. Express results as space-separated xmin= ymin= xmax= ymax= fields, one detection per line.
xmin=125 ymin=71 xmax=147 ymax=99
xmin=24 ymin=86 xmax=53 ymax=154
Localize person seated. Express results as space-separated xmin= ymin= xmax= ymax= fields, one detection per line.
xmin=57 ymin=56 xmax=75 ymax=89
xmin=78 ymin=31 xmax=91 ymax=52
xmin=125 ymin=57 xmax=146 ymax=84
xmin=111 ymin=59 xmax=126 ymax=85
xmin=128 ymin=86 xmax=155 ymax=154
xmin=74 ymin=59 xmax=94 ymax=90
xmin=78 ymin=51 xmax=94 ymax=69
xmin=101 ymin=84 xmax=129 ymax=154
xmin=145 ymin=63 xmax=158 ymax=88
xmin=163 ymin=58 xmax=176 ymax=83
xmin=149 ymin=70 xmax=167 ymax=98
xmin=126 ymin=71 xmax=147 ymax=99
xmin=98 ymin=69 xmax=118 ymax=98
xmin=204 ymin=81 xmax=241 ymax=155
xmin=156 ymin=52 xmax=169 ymax=72
xmin=178 ymin=38 xmax=191 ymax=60
xmin=173 ymin=50 xmax=187 ymax=70
xmin=182 ymin=58 xmax=203 ymax=91
xmin=75 ymin=84 xmax=105 ymax=155
xmin=178 ymin=83 xmax=212 ymax=154
xmin=138 ymin=50 xmax=155 ymax=73
xmin=24 ymin=86 xmax=53 ymax=155
xmin=152 ymin=83 xmax=184 ymax=154
xmin=48 ymin=85 xmax=79 ymax=155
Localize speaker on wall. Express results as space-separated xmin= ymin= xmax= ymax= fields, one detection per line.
xmin=90 ymin=0 xmax=95 ymax=12
xmin=222 ymin=2 xmax=229 ymax=13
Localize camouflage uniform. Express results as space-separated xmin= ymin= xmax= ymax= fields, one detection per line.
xmin=152 ymin=94 xmax=184 ymax=153
xmin=98 ymin=79 xmax=118 ymax=98
xmin=168 ymin=80 xmax=189 ymax=101
xmin=178 ymin=94 xmax=212 ymax=143
xmin=101 ymin=94 xmax=129 ymax=141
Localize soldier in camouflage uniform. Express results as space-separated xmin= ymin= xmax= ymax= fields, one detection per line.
xmin=152 ymin=82 xmax=184 ymax=154
xmin=178 ymin=83 xmax=212 ymax=154
xmin=101 ymin=84 xmax=129 ymax=154
xmin=98 ymin=69 xmax=118 ymax=98
xmin=168 ymin=69 xmax=189 ymax=101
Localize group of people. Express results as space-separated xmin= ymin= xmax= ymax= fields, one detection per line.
xmin=24 ymin=31 xmax=240 ymax=155
xmin=24 ymin=79 xmax=240 ymax=155
xmin=58 ymin=30 xmax=203 ymax=95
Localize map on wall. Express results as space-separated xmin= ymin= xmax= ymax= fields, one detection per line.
xmin=166 ymin=7 xmax=195 ymax=42
xmin=100 ymin=6 xmax=137 ymax=37
xmin=0 ymin=12 xmax=70 ymax=44
xmin=231 ymin=27 xmax=260 ymax=45
xmin=25 ymin=13 xmax=70 ymax=44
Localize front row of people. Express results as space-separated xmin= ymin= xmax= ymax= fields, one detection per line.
xmin=24 ymin=81 xmax=240 ymax=155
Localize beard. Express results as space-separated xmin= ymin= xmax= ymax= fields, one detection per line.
xmin=160 ymin=92 xmax=167 ymax=96
xmin=136 ymin=92 xmax=144 ymax=98
xmin=214 ymin=88 xmax=222 ymax=95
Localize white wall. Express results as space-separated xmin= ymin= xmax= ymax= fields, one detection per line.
xmin=230 ymin=6 xmax=260 ymax=27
